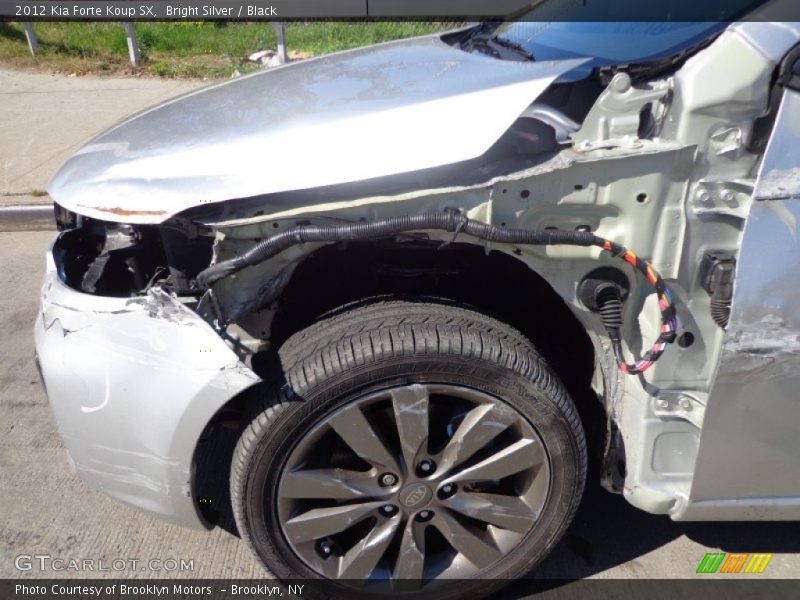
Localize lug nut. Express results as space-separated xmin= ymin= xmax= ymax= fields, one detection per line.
xmin=416 ymin=510 xmax=434 ymax=522
xmin=416 ymin=459 xmax=436 ymax=476
xmin=316 ymin=540 xmax=333 ymax=558
xmin=379 ymin=473 xmax=398 ymax=487
xmin=438 ymin=483 xmax=457 ymax=499
xmin=380 ymin=504 xmax=398 ymax=516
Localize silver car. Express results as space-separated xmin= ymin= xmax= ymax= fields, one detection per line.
xmin=34 ymin=9 xmax=800 ymax=595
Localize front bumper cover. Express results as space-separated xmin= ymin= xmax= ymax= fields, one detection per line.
xmin=34 ymin=244 xmax=260 ymax=529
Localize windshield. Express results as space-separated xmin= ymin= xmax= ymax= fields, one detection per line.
xmin=462 ymin=0 xmax=770 ymax=78
xmin=492 ymin=21 xmax=727 ymax=66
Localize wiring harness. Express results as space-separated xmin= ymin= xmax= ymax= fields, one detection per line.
xmin=195 ymin=210 xmax=678 ymax=375
xmin=594 ymin=239 xmax=678 ymax=374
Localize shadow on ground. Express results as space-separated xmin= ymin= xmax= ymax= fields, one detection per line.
xmin=502 ymin=482 xmax=800 ymax=597
xmin=0 ymin=23 xmax=26 ymax=42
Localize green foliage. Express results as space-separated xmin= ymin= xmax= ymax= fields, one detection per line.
xmin=0 ymin=21 xmax=451 ymax=78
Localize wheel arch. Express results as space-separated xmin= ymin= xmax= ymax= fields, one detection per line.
xmin=269 ymin=240 xmax=604 ymax=409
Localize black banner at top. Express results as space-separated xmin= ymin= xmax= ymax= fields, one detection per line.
xmin=2 ymin=0 xmax=800 ymax=22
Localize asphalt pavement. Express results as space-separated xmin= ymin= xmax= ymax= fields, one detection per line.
xmin=1 ymin=68 xmax=800 ymax=584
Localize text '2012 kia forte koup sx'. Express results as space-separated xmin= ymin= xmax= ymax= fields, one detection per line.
xmin=34 ymin=8 xmax=800 ymax=598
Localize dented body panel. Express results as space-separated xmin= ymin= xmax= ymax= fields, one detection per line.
xmin=34 ymin=244 xmax=260 ymax=527
xmin=676 ymin=88 xmax=800 ymax=520
xmin=47 ymin=35 xmax=587 ymax=224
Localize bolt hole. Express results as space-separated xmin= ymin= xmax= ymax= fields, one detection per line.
xmin=520 ymin=190 xmax=530 ymax=199
xmin=271 ymin=222 xmax=279 ymax=228
xmin=545 ymin=226 xmax=559 ymax=231
xmin=416 ymin=460 xmax=436 ymax=477
xmin=379 ymin=472 xmax=398 ymax=488
xmin=438 ymin=484 xmax=457 ymax=500
xmin=316 ymin=539 xmax=336 ymax=559
xmin=574 ymin=184 xmax=584 ymax=191
xmin=636 ymin=193 xmax=648 ymax=204
xmin=501 ymin=222 xmax=507 ymax=228
xmin=677 ymin=332 xmax=695 ymax=348
xmin=502 ymin=188 xmax=508 ymax=194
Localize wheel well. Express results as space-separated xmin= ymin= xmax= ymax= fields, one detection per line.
xmin=271 ymin=240 xmax=598 ymax=399
xmin=194 ymin=239 xmax=606 ymax=527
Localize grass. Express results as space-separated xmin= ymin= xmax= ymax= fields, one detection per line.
xmin=1 ymin=189 xmax=48 ymax=197
xmin=0 ymin=21 xmax=452 ymax=78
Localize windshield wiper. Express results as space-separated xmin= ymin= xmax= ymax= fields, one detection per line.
xmin=492 ymin=36 xmax=535 ymax=61
xmin=462 ymin=27 xmax=535 ymax=62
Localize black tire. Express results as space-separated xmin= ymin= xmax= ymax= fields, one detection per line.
xmin=231 ymin=300 xmax=586 ymax=598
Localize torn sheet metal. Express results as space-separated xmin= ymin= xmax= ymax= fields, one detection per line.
xmin=34 ymin=251 xmax=260 ymax=528
xmin=753 ymin=89 xmax=800 ymax=202
xmin=48 ymin=34 xmax=587 ymax=224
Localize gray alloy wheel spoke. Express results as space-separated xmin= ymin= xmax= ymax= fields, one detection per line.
xmin=444 ymin=438 xmax=545 ymax=484
xmin=527 ymin=462 xmax=551 ymax=507
xmin=437 ymin=403 xmax=519 ymax=473
xmin=391 ymin=384 xmax=429 ymax=470
xmin=443 ymin=492 xmax=538 ymax=533
xmin=284 ymin=501 xmax=385 ymax=543
xmin=281 ymin=468 xmax=383 ymax=500
xmin=392 ymin=519 xmax=426 ymax=580
xmin=328 ymin=404 xmax=400 ymax=473
xmin=337 ymin=515 xmax=402 ymax=579
xmin=432 ymin=510 xmax=503 ymax=569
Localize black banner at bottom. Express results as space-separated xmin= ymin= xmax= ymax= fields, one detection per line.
xmin=3 ymin=579 xmax=800 ymax=600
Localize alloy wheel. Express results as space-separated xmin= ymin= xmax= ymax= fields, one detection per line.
xmin=275 ymin=383 xmax=551 ymax=583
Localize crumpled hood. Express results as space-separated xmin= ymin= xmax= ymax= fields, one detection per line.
xmin=49 ymin=34 xmax=587 ymax=224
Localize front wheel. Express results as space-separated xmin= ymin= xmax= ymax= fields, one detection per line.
xmin=231 ymin=301 xmax=586 ymax=596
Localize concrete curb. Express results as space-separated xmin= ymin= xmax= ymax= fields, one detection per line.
xmin=0 ymin=203 xmax=56 ymax=231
